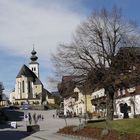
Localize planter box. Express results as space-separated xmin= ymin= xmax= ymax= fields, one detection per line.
xmin=87 ymin=119 xmax=105 ymax=123
xmin=27 ymin=125 xmax=40 ymax=132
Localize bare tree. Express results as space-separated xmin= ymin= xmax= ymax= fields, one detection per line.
xmin=52 ymin=7 xmax=140 ymax=120
xmin=0 ymin=82 xmax=4 ymax=101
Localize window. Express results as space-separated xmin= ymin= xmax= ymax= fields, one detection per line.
xmin=28 ymin=81 xmax=30 ymax=93
xmin=22 ymin=81 xmax=24 ymax=93
xmin=34 ymin=67 xmax=36 ymax=71
xmin=127 ymin=106 xmax=131 ymax=113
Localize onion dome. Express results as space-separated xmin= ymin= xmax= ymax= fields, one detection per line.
xmin=31 ymin=49 xmax=37 ymax=55
xmin=30 ymin=48 xmax=38 ymax=62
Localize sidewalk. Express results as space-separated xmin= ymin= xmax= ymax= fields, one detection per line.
xmin=24 ymin=131 xmax=76 ymax=140
xmin=24 ymin=130 xmax=95 ymax=140
xmin=0 ymin=110 xmax=96 ymax=140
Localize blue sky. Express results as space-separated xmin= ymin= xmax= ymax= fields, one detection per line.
xmin=1 ymin=0 xmax=140 ymax=97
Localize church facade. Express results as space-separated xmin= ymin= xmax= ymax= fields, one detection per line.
xmin=10 ymin=49 xmax=54 ymax=105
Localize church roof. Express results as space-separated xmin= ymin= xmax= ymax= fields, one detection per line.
xmin=16 ymin=64 xmax=42 ymax=85
xmin=43 ymin=88 xmax=53 ymax=97
xmin=34 ymin=78 xmax=42 ymax=85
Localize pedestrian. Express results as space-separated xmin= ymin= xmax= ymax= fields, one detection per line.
xmin=56 ymin=110 xmax=58 ymax=118
xmin=53 ymin=114 xmax=55 ymax=118
xmin=37 ymin=114 xmax=41 ymax=121
xmin=42 ymin=115 xmax=44 ymax=120
xmin=28 ymin=113 xmax=32 ymax=125
xmin=33 ymin=112 xmax=37 ymax=124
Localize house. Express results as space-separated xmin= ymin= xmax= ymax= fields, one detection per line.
xmin=58 ymin=75 xmax=76 ymax=116
xmin=44 ymin=89 xmax=55 ymax=104
xmin=115 ymin=86 xmax=140 ymax=118
xmin=91 ymin=88 xmax=106 ymax=118
xmin=73 ymin=87 xmax=92 ymax=116
xmin=91 ymin=86 xmax=140 ymax=119
xmin=63 ymin=86 xmax=93 ymax=117
xmin=63 ymin=96 xmax=75 ymax=116
xmin=10 ymin=48 xmax=54 ymax=105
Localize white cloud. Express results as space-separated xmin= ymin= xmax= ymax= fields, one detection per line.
xmin=0 ymin=0 xmax=86 ymax=92
xmin=0 ymin=0 xmax=85 ymax=92
xmin=0 ymin=0 xmax=85 ymax=60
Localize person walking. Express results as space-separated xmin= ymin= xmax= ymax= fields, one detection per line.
xmin=33 ymin=112 xmax=37 ymax=124
xmin=28 ymin=113 xmax=32 ymax=125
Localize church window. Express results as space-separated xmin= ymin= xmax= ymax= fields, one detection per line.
xmin=34 ymin=67 xmax=36 ymax=71
xmin=19 ymin=82 xmax=21 ymax=94
xmin=22 ymin=81 xmax=24 ymax=93
xmin=28 ymin=81 xmax=30 ymax=93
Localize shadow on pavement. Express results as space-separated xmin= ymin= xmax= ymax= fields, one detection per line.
xmin=2 ymin=109 xmax=24 ymax=121
xmin=0 ymin=122 xmax=10 ymax=129
xmin=0 ymin=130 xmax=31 ymax=140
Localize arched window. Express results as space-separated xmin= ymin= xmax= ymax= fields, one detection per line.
xmin=22 ymin=81 xmax=24 ymax=93
xmin=28 ymin=81 xmax=30 ymax=93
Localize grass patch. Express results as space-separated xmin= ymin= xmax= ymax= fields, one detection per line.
xmin=87 ymin=118 xmax=140 ymax=134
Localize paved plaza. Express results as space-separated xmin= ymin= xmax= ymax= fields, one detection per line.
xmin=0 ymin=110 xmax=85 ymax=140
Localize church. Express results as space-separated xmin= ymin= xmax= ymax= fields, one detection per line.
xmin=10 ymin=49 xmax=54 ymax=105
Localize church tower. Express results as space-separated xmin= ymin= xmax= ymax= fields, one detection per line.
xmin=29 ymin=48 xmax=39 ymax=78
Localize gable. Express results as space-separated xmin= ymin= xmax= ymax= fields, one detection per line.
xmin=16 ymin=64 xmax=42 ymax=85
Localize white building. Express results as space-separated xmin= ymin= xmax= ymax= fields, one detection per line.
xmin=115 ymin=87 xmax=140 ymax=119
xmin=10 ymin=49 xmax=54 ymax=105
xmin=63 ymin=96 xmax=75 ymax=116
xmin=91 ymin=86 xmax=140 ymax=119
xmin=63 ymin=87 xmax=93 ymax=117
xmin=73 ymin=87 xmax=85 ymax=116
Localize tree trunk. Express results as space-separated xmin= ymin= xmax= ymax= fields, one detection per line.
xmin=105 ymin=86 xmax=115 ymax=120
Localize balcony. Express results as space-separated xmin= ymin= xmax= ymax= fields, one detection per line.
xmin=91 ymin=96 xmax=106 ymax=105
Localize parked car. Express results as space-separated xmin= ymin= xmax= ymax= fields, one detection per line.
xmin=57 ymin=109 xmax=65 ymax=118
xmin=7 ymin=106 xmax=20 ymax=110
xmin=20 ymin=103 xmax=30 ymax=110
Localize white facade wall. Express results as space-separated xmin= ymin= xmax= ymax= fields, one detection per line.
xmin=29 ymin=63 xmax=39 ymax=78
xmin=91 ymin=88 xmax=105 ymax=112
xmin=25 ymin=81 xmax=28 ymax=98
xmin=91 ymin=88 xmax=105 ymax=99
xmin=16 ymin=80 xmax=21 ymax=99
xmin=115 ymin=95 xmax=140 ymax=118
xmin=63 ymin=97 xmax=75 ymax=116
xmin=73 ymin=87 xmax=85 ymax=116
xmin=15 ymin=76 xmax=29 ymax=99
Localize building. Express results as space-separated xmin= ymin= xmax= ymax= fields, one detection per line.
xmin=91 ymin=86 xmax=140 ymax=119
xmin=91 ymin=88 xmax=106 ymax=118
xmin=10 ymin=48 xmax=54 ymax=105
xmin=115 ymin=86 xmax=140 ymax=119
xmin=63 ymin=86 xmax=93 ymax=117
xmin=63 ymin=96 xmax=75 ymax=116
xmin=73 ymin=87 xmax=93 ymax=116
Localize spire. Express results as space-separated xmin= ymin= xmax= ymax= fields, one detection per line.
xmin=30 ymin=45 xmax=38 ymax=62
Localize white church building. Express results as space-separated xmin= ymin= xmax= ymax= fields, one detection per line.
xmin=10 ymin=48 xmax=54 ymax=105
